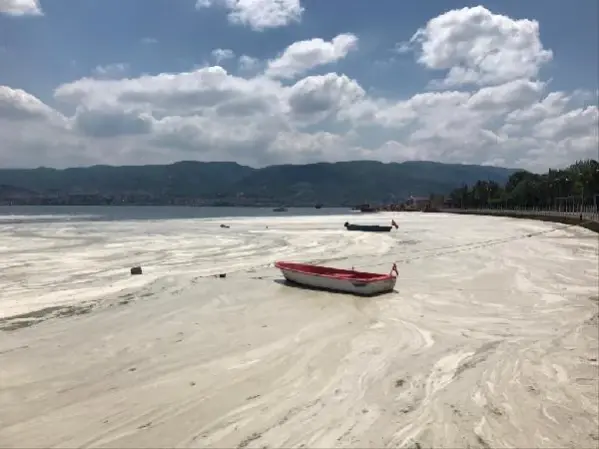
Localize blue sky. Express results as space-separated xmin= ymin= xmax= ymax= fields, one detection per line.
xmin=2 ymin=0 xmax=597 ymax=101
xmin=0 ymin=0 xmax=597 ymax=170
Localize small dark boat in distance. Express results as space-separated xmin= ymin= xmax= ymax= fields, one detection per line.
xmin=273 ymin=206 xmax=288 ymax=212
xmin=352 ymin=203 xmax=378 ymax=213
xmin=344 ymin=220 xmax=398 ymax=233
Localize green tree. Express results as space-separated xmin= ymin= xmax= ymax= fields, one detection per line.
xmin=447 ymin=159 xmax=599 ymax=210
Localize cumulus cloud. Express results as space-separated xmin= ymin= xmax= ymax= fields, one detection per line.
xmin=211 ymin=48 xmax=235 ymax=64
xmin=287 ymin=73 xmax=365 ymax=124
xmin=265 ymin=33 xmax=358 ymax=79
xmin=238 ymin=55 xmax=261 ymax=73
xmin=196 ymin=0 xmax=303 ymax=31
xmin=0 ymin=86 xmax=64 ymax=123
xmin=54 ymin=66 xmax=285 ymax=118
xmin=91 ymin=63 xmax=130 ymax=79
xmin=0 ymin=6 xmax=597 ymax=171
xmin=0 ymin=0 xmax=42 ymax=16
xmin=73 ymin=107 xmax=154 ymax=138
xmin=401 ymin=5 xmax=553 ymax=88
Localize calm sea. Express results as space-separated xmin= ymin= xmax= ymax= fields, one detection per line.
xmin=0 ymin=205 xmax=350 ymax=223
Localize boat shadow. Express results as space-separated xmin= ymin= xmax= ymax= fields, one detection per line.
xmin=272 ymin=279 xmax=398 ymax=298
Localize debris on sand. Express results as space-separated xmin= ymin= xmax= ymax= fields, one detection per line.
xmin=130 ymin=266 xmax=143 ymax=275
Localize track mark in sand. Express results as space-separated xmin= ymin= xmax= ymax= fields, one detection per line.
xmin=237 ymin=432 xmax=262 ymax=448
xmin=484 ymin=402 xmax=504 ymax=418
xmin=336 ymin=427 xmax=356 ymax=446
xmin=0 ymin=304 xmax=93 ymax=331
xmin=473 ymin=417 xmax=493 ymax=449
xmin=584 ymin=312 xmax=598 ymax=325
xmin=454 ymin=341 xmax=501 ymax=380
xmin=0 ymin=344 xmax=29 ymax=355
xmin=232 ymin=398 xmax=323 ymax=448
xmin=475 ymin=434 xmax=492 ymax=449
xmin=276 ymin=398 xmax=322 ymax=427
xmin=426 ymin=351 xmax=475 ymax=397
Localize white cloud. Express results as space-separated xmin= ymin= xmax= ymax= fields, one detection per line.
xmin=91 ymin=63 xmax=130 ymax=79
xmin=505 ymin=91 xmax=572 ymax=124
xmin=54 ymin=66 xmax=285 ymax=118
xmin=0 ymin=86 xmax=65 ymax=124
xmin=0 ymin=0 xmax=42 ymax=16
xmin=287 ymin=73 xmax=365 ymax=124
xmin=196 ymin=0 xmax=303 ymax=31
xmin=265 ymin=33 xmax=358 ymax=79
xmin=211 ymin=48 xmax=235 ymax=63
xmin=73 ymin=107 xmax=154 ymax=138
xmin=532 ymin=106 xmax=599 ymax=140
xmin=238 ymin=55 xmax=261 ymax=73
xmin=401 ymin=5 xmax=553 ymax=88
xmin=0 ymin=6 xmax=597 ymax=171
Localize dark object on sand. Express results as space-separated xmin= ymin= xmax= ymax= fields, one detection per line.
xmin=344 ymin=220 xmax=398 ymax=233
xmin=131 ymin=266 xmax=143 ymax=275
xmin=220 ymin=224 xmax=230 ymax=229
xmin=218 ymin=273 xmax=227 ymax=278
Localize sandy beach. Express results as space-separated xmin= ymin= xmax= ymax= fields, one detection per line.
xmin=0 ymin=211 xmax=597 ymax=448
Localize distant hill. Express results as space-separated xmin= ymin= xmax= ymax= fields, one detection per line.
xmin=0 ymin=160 xmax=516 ymax=206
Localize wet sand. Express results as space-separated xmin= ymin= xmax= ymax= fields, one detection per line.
xmin=0 ymin=212 xmax=597 ymax=448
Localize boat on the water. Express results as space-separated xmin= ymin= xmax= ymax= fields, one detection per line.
xmin=273 ymin=206 xmax=288 ymax=212
xmin=353 ymin=204 xmax=378 ymax=213
xmin=344 ymin=219 xmax=398 ymax=232
xmin=275 ymin=261 xmax=398 ymax=296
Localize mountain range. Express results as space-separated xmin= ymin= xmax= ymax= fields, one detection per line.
xmin=0 ymin=160 xmax=517 ymax=206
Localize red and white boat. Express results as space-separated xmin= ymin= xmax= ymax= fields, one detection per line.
xmin=274 ymin=261 xmax=398 ymax=296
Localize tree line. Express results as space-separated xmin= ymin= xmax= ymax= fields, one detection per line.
xmin=447 ymin=159 xmax=599 ymax=209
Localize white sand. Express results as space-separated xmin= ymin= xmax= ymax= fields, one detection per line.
xmin=0 ymin=212 xmax=597 ymax=448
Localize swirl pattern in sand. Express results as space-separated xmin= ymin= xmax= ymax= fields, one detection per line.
xmin=0 ymin=212 xmax=597 ymax=448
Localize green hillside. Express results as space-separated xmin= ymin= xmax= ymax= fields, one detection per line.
xmin=0 ymin=160 xmax=516 ymax=206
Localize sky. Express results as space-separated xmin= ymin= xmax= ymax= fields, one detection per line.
xmin=0 ymin=0 xmax=597 ymax=171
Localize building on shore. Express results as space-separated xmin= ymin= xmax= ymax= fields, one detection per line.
xmin=405 ymin=196 xmax=431 ymax=210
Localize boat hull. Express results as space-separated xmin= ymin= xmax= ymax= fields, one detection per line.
xmin=276 ymin=263 xmax=397 ymax=296
xmin=345 ymin=224 xmax=392 ymax=232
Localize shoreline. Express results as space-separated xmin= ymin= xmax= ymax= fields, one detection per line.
xmin=439 ymin=208 xmax=599 ymax=234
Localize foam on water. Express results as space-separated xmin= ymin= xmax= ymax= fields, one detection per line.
xmin=0 ymin=211 xmax=598 ymax=448
xmin=0 ymin=212 xmax=398 ymax=318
